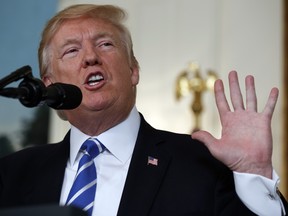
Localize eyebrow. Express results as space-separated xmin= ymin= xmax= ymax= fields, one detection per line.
xmin=59 ymin=32 xmax=116 ymax=48
xmin=93 ymin=31 xmax=117 ymax=42
xmin=56 ymin=37 xmax=82 ymax=54
xmin=61 ymin=38 xmax=80 ymax=46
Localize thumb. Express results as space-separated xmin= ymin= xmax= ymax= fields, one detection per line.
xmin=191 ymin=130 xmax=216 ymax=151
xmin=192 ymin=131 xmax=231 ymax=169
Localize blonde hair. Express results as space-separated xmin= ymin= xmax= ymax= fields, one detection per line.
xmin=38 ymin=4 xmax=139 ymax=78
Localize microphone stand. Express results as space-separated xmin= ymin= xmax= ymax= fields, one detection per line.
xmin=0 ymin=65 xmax=32 ymax=89
xmin=0 ymin=65 xmax=83 ymax=110
xmin=0 ymin=65 xmax=45 ymax=107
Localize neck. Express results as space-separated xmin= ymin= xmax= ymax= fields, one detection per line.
xmin=67 ymin=105 xmax=134 ymax=136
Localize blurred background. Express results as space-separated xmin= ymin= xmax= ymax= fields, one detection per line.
xmin=0 ymin=0 xmax=57 ymax=155
xmin=0 ymin=0 xmax=287 ymax=197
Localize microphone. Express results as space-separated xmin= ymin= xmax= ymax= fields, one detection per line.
xmin=0 ymin=78 xmax=82 ymax=110
xmin=42 ymin=83 xmax=83 ymax=110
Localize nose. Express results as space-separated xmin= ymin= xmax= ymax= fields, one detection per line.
xmin=82 ymin=47 xmax=101 ymax=67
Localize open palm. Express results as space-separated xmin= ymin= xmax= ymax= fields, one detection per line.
xmin=192 ymin=71 xmax=278 ymax=179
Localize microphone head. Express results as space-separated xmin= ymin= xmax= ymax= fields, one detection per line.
xmin=45 ymin=83 xmax=82 ymax=110
xmin=18 ymin=77 xmax=45 ymax=108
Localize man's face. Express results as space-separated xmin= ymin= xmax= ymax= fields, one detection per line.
xmin=46 ymin=17 xmax=139 ymax=122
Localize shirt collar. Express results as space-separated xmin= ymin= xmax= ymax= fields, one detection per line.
xmin=69 ymin=106 xmax=140 ymax=166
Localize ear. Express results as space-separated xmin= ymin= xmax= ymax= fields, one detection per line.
xmin=130 ymin=66 xmax=139 ymax=86
xmin=42 ymin=76 xmax=53 ymax=87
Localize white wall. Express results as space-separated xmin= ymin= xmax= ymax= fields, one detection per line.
xmin=50 ymin=0 xmax=284 ymax=186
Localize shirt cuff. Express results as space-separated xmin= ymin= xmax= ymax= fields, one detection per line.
xmin=233 ymin=170 xmax=285 ymax=216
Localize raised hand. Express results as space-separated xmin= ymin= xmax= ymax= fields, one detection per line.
xmin=191 ymin=71 xmax=279 ymax=179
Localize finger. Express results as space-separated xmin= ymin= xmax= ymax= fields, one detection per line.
xmin=192 ymin=130 xmax=222 ymax=161
xmin=229 ymin=71 xmax=244 ymax=111
xmin=191 ymin=130 xmax=216 ymax=150
xmin=262 ymin=87 xmax=279 ymax=118
xmin=214 ymin=79 xmax=230 ymax=120
xmin=245 ymin=75 xmax=257 ymax=111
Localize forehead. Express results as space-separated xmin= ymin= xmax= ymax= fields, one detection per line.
xmin=51 ymin=17 xmax=121 ymax=43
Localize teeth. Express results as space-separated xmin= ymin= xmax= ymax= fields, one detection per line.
xmin=87 ymin=74 xmax=104 ymax=85
xmin=89 ymin=74 xmax=103 ymax=82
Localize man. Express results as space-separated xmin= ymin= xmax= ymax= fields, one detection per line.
xmin=0 ymin=4 xmax=287 ymax=216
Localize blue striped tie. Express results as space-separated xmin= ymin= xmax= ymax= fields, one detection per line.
xmin=66 ymin=138 xmax=105 ymax=216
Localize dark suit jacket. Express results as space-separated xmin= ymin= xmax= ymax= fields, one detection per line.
xmin=0 ymin=114 xmax=285 ymax=215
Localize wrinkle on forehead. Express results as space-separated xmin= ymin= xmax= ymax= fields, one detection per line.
xmin=50 ymin=18 xmax=123 ymax=57
xmin=54 ymin=17 xmax=121 ymax=41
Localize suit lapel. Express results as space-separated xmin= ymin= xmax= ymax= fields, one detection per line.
xmin=117 ymin=116 xmax=172 ymax=216
xmin=27 ymin=133 xmax=70 ymax=204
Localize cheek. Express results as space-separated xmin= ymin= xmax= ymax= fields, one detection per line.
xmin=51 ymin=59 xmax=81 ymax=83
xmin=113 ymin=53 xmax=138 ymax=83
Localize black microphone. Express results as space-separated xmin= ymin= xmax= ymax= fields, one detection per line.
xmin=43 ymin=83 xmax=83 ymax=110
xmin=0 ymin=78 xmax=82 ymax=110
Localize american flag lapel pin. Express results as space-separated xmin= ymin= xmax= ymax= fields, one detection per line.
xmin=147 ymin=156 xmax=158 ymax=166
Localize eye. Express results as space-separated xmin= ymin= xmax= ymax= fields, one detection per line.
xmin=100 ymin=42 xmax=113 ymax=47
xmin=63 ymin=48 xmax=79 ymax=58
xmin=66 ymin=48 xmax=78 ymax=54
xmin=97 ymin=38 xmax=115 ymax=50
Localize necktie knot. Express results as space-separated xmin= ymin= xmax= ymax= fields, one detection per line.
xmin=80 ymin=138 xmax=105 ymax=159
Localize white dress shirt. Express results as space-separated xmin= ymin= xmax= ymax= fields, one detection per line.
xmin=234 ymin=170 xmax=285 ymax=215
xmin=59 ymin=107 xmax=140 ymax=216
xmin=59 ymin=106 xmax=284 ymax=215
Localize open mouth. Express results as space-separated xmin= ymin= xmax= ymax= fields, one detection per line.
xmin=86 ymin=73 xmax=104 ymax=86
